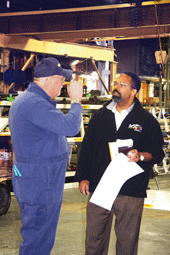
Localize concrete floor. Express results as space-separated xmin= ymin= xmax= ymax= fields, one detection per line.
xmin=0 ymin=174 xmax=170 ymax=255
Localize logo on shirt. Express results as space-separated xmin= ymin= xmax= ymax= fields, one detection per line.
xmin=128 ymin=124 xmax=143 ymax=132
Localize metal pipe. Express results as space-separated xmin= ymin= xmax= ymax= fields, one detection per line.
xmin=9 ymin=54 xmax=35 ymax=91
xmin=91 ymin=60 xmax=110 ymax=95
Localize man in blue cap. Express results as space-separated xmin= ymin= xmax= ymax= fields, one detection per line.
xmin=75 ymin=72 xmax=164 ymax=255
xmin=9 ymin=57 xmax=83 ymax=255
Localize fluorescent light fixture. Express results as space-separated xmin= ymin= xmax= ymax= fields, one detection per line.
xmin=7 ymin=1 xmax=10 ymax=8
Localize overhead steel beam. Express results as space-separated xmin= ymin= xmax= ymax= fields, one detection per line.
xmin=14 ymin=24 xmax=169 ymax=42
xmin=0 ymin=3 xmax=169 ymax=42
xmin=0 ymin=3 xmax=136 ymax=17
xmin=0 ymin=34 xmax=115 ymax=62
xmin=0 ymin=1 xmax=169 ymax=18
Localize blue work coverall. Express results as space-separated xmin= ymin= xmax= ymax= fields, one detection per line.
xmin=9 ymin=82 xmax=82 ymax=255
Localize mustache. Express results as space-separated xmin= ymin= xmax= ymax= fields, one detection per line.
xmin=112 ymin=89 xmax=121 ymax=97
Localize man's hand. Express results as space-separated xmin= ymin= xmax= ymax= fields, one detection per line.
xmin=127 ymin=149 xmax=140 ymax=162
xmin=79 ymin=180 xmax=89 ymax=196
xmin=127 ymin=149 xmax=153 ymax=162
xmin=67 ymin=80 xmax=83 ymax=101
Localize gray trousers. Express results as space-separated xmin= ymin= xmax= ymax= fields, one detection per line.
xmin=86 ymin=195 xmax=144 ymax=255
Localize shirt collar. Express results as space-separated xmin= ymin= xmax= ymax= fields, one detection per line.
xmin=107 ymin=100 xmax=135 ymax=114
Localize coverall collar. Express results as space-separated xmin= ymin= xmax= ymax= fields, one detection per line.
xmin=27 ymin=82 xmax=51 ymax=102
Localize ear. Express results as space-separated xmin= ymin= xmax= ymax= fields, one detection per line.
xmin=132 ymin=89 xmax=137 ymax=96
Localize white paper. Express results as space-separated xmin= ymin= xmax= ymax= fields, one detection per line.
xmin=90 ymin=153 xmax=144 ymax=211
xmin=116 ymin=139 xmax=133 ymax=148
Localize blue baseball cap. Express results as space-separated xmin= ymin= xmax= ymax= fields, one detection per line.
xmin=123 ymin=71 xmax=141 ymax=92
xmin=34 ymin=57 xmax=73 ymax=78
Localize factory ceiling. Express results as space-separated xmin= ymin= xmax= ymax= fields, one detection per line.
xmin=0 ymin=0 xmax=170 ymax=44
xmin=0 ymin=1 xmax=144 ymax=13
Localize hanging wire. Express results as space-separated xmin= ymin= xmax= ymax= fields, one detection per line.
xmin=154 ymin=1 xmax=165 ymax=78
xmin=154 ymin=1 xmax=170 ymax=102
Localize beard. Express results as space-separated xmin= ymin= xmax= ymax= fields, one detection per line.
xmin=112 ymin=89 xmax=122 ymax=103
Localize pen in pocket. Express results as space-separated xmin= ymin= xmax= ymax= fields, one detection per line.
xmin=13 ymin=165 xmax=22 ymax=177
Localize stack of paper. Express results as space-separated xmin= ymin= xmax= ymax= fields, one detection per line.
xmin=90 ymin=153 xmax=144 ymax=210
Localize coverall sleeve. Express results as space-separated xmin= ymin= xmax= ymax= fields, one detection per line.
xmin=24 ymin=99 xmax=83 ymax=137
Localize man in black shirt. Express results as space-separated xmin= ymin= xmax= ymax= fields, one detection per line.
xmin=75 ymin=72 xmax=164 ymax=255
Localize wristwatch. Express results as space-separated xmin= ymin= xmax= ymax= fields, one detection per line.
xmin=140 ymin=153 xmax=144 ymax=161
xmin=71 ymin=99 xmax=81 ymax=104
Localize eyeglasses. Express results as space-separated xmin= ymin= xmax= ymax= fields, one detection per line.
xmin=114 ymin=81 xmax=136 ymax=90
xmin=58 ymin=76 xmax=65 ymax=82
xmin=114 ymin=81 xmax=129 ymax=88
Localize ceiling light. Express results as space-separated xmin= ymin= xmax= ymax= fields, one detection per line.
xmin=116 ymin=36 xmax=125 ymax=38
xmin=7 ymin=1 xmax=10 ymax=8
